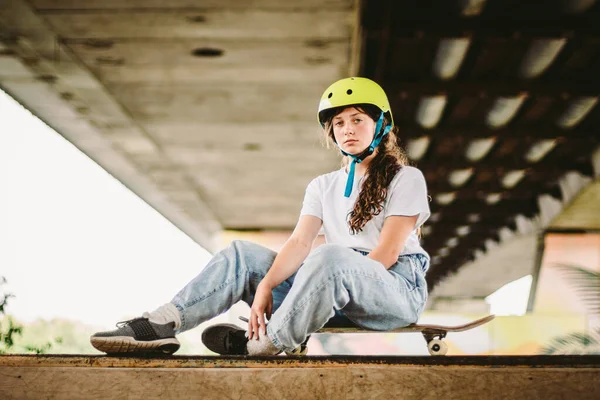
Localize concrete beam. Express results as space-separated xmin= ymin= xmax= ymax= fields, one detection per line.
xmin=549 ymin=178 xmax=600 ymax=230
xmin=63 ymin=38 xmax=348 ymax=85
xmin=1 ymin=355 xmax=599 ymax=399
xmin=0 ymin=0 xmax=222 ymax=251
xmin=31 ymin=0 xmax=353 ymax=10
xmin=38 ymin=10 xmax=353 ymax=40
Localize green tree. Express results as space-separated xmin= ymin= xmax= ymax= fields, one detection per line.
xmin=0 ymin=277 xmax=60 ymax=354
xmin=0 ymin=277 xmax=23 ymax=353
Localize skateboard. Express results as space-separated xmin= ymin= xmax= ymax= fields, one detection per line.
xmin=313 ymin=314 xmax=496 ymax=356
xmin=240 ymin=314 xmax=495 ymax=356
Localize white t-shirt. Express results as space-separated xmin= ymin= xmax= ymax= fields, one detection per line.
xmin=300 ymin=165 xmax=430 ymax=258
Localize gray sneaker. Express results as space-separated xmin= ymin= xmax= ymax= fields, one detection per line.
xmin=90 ymin=317 xmax=180 ymax=355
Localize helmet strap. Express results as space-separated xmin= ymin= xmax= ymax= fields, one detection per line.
xmin=344 ymin=157 xmax=361 ymax=197
xmin=339 ymin=111 xmax=391 ymax=198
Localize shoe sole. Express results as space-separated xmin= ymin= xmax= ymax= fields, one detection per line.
xmin=90 ymin=336 xmax=180 ymax=355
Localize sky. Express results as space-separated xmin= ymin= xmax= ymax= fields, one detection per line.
xmin=0 ymin=90 xmax=213 ymax=328
xmin=486 ymin=275 xmax=532 ymax=317
xmin=0 ymin=88 xmax=531 ymax=332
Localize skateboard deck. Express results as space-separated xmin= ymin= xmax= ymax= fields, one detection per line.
xmin=307 ymin=314 xmax=495 ymax=356
xmin=319 ymin=314 xmax=495 ymax=334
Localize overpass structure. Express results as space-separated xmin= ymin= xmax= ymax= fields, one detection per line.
xmin=1 ymin=354 xmax=599 ymax=399
xmin=1 ymin=0 xmax=599 ymax=311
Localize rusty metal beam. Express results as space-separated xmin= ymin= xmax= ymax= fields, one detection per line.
xmin=425 ymin=180 xmax=569 ymax=197
xmin=417 ymin=157 xmax=594 ymax=174
xmin=364 ymin=16 xmax=600 ymax=38
xmin=398 ymin=126 xmax=600 ymax=139
xmin=384 ymin=79 xmax=600 ymax=97
xmin=428 ymin=198 xmax=542 ymax=215
xmin=373 ymin=0 xmax=393 ymax=82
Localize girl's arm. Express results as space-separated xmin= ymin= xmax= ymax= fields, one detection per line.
xmin=261 ymin=215 xmax=322 ymax=288
xmin=248 ymin=215 xmax=322 ymax=339
xmin=367 ymin=215 xmax=418 ymax=269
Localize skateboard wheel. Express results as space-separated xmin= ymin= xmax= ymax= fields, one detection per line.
xmin=427 ymin=339 xmax=448 ymax=356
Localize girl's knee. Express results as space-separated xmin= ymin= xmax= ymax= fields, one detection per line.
xmin=228 ymin=239 xmax=254 ymax=253
xmin=297 ymin=244 xmax=352 ymax=279
xmin=226 ymin=240 xmax=272 ymax=276
xmin=309 ymin=243 xmax=350 ymax=262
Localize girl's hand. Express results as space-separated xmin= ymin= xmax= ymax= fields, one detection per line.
xmin=248 ymin=281 xmax=273 ymax=340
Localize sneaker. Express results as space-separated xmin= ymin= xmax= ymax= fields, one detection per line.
xmin=90 ymin=317 xmax=180 ymax=355
xmin=201 ymin=323 xmax=249 ymax=355
xmin=284 ymin=338 xmax=310 ymax=356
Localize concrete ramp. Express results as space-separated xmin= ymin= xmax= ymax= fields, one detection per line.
xmin=1 ymin=355 xmax=599 ymax=399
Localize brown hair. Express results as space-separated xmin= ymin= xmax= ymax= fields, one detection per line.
xmin=320 ymin=104 xmax=409 ymax=234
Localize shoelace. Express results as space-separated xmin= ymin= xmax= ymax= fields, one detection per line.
xmin=116 ymin=317 xmax=146 ymax=328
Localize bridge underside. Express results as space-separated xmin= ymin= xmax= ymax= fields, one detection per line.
xmin=1 ymin=0 xmax=599 ymax=309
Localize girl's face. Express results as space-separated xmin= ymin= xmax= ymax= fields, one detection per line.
xmin=331 ymin=107 xmax=377 ymax=155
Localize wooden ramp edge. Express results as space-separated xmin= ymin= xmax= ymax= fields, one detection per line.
xmin=1 ymin=355 xmax=599 ymax=400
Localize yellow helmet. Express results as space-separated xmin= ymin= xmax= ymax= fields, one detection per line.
xmin=317 ymin=77 xmax=393 ymax=127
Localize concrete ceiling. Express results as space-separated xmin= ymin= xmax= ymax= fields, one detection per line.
xmin=0 ymin=0 xmax=356 ymax=251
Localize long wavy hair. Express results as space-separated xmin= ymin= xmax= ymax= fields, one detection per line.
xmin=320 ymin=104 xmax=409 ymax=234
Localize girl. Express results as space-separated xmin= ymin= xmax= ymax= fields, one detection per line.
xmin=90 ymin=77 xmax=431 ymax=356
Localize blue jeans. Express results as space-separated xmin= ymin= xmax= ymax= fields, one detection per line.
xmin=171 ymin=240 xmax=429 ymax=352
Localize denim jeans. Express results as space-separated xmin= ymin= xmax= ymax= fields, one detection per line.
xmin=171 ymin=240 xmax=429 ymax=352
